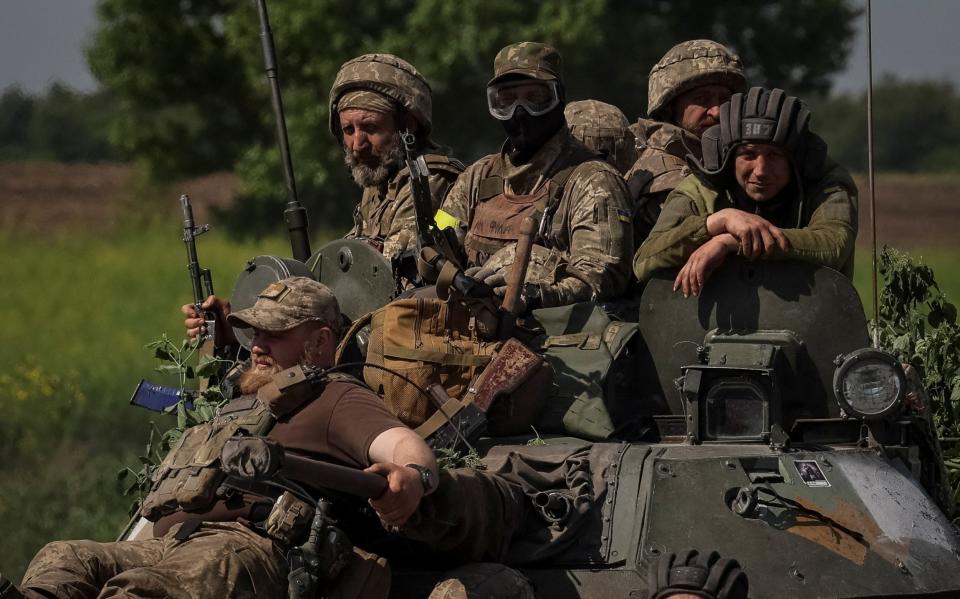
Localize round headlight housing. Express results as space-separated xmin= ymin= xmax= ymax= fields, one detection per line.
xmin=833 ymin=348 xmax=905 ymax=420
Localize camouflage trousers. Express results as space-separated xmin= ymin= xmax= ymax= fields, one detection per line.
xmin=19 ymin=521 xmax=286 ymax=599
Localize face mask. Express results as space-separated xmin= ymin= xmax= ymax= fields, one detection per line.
xmin=502 ymin=104 xmax=565 ymax=164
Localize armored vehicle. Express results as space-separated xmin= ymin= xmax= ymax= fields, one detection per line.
xmin=222 ymin=238 xmax=960 ymax=599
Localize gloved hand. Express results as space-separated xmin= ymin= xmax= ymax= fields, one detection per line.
xmin=220 ymin=436 xmax=284 ymax=480
xmin=647 ymin=549 xmax=748 ymax=599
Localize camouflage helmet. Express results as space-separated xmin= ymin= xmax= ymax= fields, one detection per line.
xmin=694 ymin=87 xmax=812 ymax=178
xmin=564 ymin=99 xmax=638 ymax=174
xmin=329 ymin=53 xmax=433 ymax=138
xmin=647 ymin=39 xmax=747 ymax=120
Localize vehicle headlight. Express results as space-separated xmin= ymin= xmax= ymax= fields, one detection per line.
xmin=833 ymin=348 xmax=905 ymax=419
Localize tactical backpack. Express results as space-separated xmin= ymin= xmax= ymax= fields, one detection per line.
xmin=528 ymin=302 xmax=645 ymax=440
xmin=348 ymin=295 xmax=501 ymax=428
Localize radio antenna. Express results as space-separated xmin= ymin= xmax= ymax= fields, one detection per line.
xmin=865 ymin=0 xmax=880 ymax=347
xmin=255 ymin=0 xmax=312 ymax=263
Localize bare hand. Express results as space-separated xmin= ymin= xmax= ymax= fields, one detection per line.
xmin=674 ymin=235 xmax=738 ymax=297
xmin=706 ymin=208 xmax=789 ymax=259
xmin=365 ymin=462 xmax=424 ymax=529
xmin=181 ymin=295 xmax=235 ymax=345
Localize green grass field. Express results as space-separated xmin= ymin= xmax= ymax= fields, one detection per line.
xmin=1 ymin=226 xmax=957 ymax=580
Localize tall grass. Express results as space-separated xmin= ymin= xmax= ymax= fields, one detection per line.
xmin=0 ymin=225 xmax=296 ymax=579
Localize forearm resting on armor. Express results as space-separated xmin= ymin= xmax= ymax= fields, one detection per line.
xmin=778 ymin=225 xmax=856 ymax=271
xmin=634 ymin=215 xmax=711 ymax=282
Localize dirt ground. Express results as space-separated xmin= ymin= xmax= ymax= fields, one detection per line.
xmin=0 ymin=161 xmax=956 ymax=248
xmin=0 ymin=162 xmax=238 ymax=237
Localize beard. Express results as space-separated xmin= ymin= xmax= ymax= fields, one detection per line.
xmin=237 ymin=361 xmax=282 ymax=395
xmin=236 ymin=337 xmax=333 ymax=396
xmin=343 ymin=134 xmax=402 ymax=187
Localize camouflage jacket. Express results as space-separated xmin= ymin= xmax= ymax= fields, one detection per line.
xmin=440 ymin=128 xmax=633 ymax=307
xmin=345 ymin=154 xmax=463 ymax=259
xmin=624 ymin=119 xmax=702 ymax=246
xmin=634 ymin=159 xmax=858 ymax=282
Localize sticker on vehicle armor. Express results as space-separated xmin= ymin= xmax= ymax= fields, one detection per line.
xmin=794 ymin=460 xmax=830 ymax=487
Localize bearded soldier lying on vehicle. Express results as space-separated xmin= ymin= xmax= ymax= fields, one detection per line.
xmin=8 ymin=278 xmax=438 ymax=599
xmin=634 ymin=86 xmax=858 ymax=297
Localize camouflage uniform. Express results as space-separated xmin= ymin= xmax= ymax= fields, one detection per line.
xmin=331 ymin=54 xmax=464 ymax=259
xmin=634 ymin=88 xmax=858 ymax=282
xmin=625 ymin=40 xmax=746 ymax=245
xmin=564 ymin=99 xmax=637 ymax=174
xmin=16 ymin=280 xmax=401 ymax=599
xmin=439 ymin=43 xmax=633 ymax=308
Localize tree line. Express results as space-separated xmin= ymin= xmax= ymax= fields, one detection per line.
xmin=5 ymin=1 xmax=959 ymax=236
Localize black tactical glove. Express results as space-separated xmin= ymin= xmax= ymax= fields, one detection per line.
xmin=647 ymin=549 xmax=748 ymax=599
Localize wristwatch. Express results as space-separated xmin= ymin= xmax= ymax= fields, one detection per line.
xmin=405 ymin=463 xmax=435 ymax=495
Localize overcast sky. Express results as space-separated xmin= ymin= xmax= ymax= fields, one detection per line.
xmin=2 ymin=0 xmax=960 ymax=95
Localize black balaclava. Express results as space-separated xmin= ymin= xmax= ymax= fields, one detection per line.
xmin=502 ymin=103 xmax=566 ymax=165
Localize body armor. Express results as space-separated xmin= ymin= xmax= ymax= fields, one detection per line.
xmin=463 ymin=146 xmax=597 ymax=267
xmin=141 ymin=370 xmax=358 ymax=522
xmin=141 ymin=396 xmax=274 ymax=521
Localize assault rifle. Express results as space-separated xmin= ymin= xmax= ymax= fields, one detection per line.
xmin=400 ymin=130 xmax=492 ymax=299
xmin=181 ymin=194 xmax=216 ymax=344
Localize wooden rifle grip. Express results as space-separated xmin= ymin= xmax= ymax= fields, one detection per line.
xmin=501 ymin=216 xmax=538 ymax=317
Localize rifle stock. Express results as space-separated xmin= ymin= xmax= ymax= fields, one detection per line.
xmin=498 ymin=216 xmax=538 ymax=339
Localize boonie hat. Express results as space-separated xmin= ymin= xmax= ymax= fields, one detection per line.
xmin=227 ymin=277 xmax=340 ymax=332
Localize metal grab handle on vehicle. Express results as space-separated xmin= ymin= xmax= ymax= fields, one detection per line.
xmin=283 ymin=453 xmax=388 ymax=499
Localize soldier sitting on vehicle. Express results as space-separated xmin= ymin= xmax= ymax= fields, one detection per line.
xmin=9 ymin=277 xmax=438 ymax=599
xmin=625 ymin=39 xmax=747 ymax=246
xmin=435 ymin=42 xmax=633 ymax=313
xmin=633 ymin=87 xmax=859 ymax=297
xmin=564 ymin=99 xmax=638 ymax=175
xmin=333 ymin=54 xmax=464 ymax=260
xmin=181 ymin=53 xmax=463 ymax=348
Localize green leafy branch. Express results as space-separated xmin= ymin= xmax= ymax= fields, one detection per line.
xmin=117 ymin=335 xmax=236 ymax=514
xmin=873 ymin=247 xmax=960 ymax=516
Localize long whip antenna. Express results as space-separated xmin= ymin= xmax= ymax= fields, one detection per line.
xmin=255 ymin=0 xmax=312 ymax=263
xmin=866 ymin=0 xmax=880 ymax=347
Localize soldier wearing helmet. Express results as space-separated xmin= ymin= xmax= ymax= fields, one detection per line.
xmin=436 ymin=42 xmax=633 ymax=312
xmin=180 ymin=54 xmax=464 ymax=347
xmin=625 ymin=39 xmax=747 ymax=245
xmin=634 ymin=87 xmax=858 ymax=296
xmin=564 ymin=99 xmax=638 ymax=175
xmin=331 ymin=53 xmax=464 ymax=260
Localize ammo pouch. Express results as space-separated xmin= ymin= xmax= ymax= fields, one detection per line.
xmin=529 ymin=303 xmax=641 ymax=440
xmin=361 ymin=296 xmax=501 ymax=428
xmin=141 ymin=397 xmax=274 ymax=521
xmin=265 ymin=491 xmax=315 ymax=548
